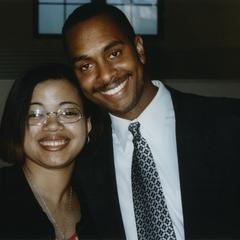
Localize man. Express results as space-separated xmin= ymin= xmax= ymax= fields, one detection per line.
xmin=62 ymin=3 xmax=240 ymax=240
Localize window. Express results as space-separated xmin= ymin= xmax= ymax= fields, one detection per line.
xmin=107 ymin=0 xmax=158 ymax=35
xmin=36 ymin=0 xmax=159 ymax=36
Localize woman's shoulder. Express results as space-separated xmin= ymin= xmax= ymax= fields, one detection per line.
xmin=0 ymin=165 xmax=55 ymax=238
xmin=0 ymin=166 xmax=24 ymax=214
xmin=0 ymin=165 xmax=25 ymax=193
xmin=0 ymin=164 xmax=22 ymax=179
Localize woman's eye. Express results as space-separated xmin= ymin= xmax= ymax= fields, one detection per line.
xmin=28 ymin=111 xmax=44 ymax=119
xmin=28 ymin=113 xmax=36 ymax=118
xmin=63 ymin=109 xmax=79 ymax=117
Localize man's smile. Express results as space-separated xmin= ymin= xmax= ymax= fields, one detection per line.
xmin=100 ymin=80 xmax=128 ymax=96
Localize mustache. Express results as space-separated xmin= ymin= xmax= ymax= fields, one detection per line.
xmin=93 ymin=73 xmax=132 ymax=93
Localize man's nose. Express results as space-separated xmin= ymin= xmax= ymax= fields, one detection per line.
xmin=97 ymin=61 xmax=116 ymax=84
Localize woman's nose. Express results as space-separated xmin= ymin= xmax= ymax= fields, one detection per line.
xmin=42 ymin=113 xmax=64 ymax=131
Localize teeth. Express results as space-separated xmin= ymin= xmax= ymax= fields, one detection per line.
xmin=102 ymin=81 xmax=126 ymax=96
xmin=40 ymin=140 xmax=67 ymax=147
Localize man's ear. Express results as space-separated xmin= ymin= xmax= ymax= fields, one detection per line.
xmin=134 ymin=35 xmax=145 ymax=64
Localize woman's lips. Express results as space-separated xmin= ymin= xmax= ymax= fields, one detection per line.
xmin=39 ymin=136 xmax=70 ymax=151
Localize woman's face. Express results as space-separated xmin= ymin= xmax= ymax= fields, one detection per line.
xmin=23 ymin=79 xmax=91 ymax=169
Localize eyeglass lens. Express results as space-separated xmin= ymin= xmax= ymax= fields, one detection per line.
xmin=28 ymin=108 xmax=84 ymax=125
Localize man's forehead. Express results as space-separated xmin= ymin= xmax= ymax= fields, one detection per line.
xmin=68 ymin=14 xmax=126 ymax=39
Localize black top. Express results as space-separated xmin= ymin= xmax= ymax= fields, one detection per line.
xmin=0 ymin=165 xmax=98 ymax=239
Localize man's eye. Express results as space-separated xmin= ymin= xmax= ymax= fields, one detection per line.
xmin=109 ymin=50 xmax=121 ymax=60
xmin=79 ymin=63 xmax=92 ymax=72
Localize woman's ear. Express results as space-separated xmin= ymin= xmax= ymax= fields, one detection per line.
xmin=86 ymin=118 xmax=92 ymax=143
xmin=87 ymin=117 xmax=92 ymax=135
xmin=134 ymin=35 xmax=145 ymax=64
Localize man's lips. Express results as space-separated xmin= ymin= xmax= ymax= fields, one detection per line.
xmin=39 ymin=136 xmax=70 ymax=151
xmin=101 ymin=80 xmax=127 ymax=96
xmin=95 ymin=74 xmax=131 ymax=96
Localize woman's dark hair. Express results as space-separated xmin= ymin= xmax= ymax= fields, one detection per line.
xmin=0 ymin=63 xmax=103 ymax=165
xmin=62 ymin=2 xmax=136 ymax=56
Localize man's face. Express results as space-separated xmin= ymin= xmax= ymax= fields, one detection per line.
xmin=65 ymin=15 xmax=156 ymax=120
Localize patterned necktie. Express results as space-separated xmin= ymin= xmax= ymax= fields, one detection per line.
xmin=129 ymin=122 xmax=176 ymax=240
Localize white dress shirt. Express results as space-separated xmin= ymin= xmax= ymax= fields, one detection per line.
xmin=110 ymin=81 xmax=185 ymax=240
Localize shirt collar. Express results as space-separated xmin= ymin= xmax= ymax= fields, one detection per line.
xmin=110 ymin=81 xmax=172 ymax=149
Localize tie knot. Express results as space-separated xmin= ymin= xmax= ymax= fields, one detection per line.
xmin=128 ymin=121 xmax=141 ymax=137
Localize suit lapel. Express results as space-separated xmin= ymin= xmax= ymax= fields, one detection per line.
xmin=169 ymin=88 xmax=205 ymax=239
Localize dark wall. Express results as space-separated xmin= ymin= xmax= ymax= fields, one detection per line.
xmin=147 ymin=0 xmax=240 ymax=78
xmin=0 ymin=0 xmax=63 ymax=79
xmin=0 ymin=0 xmax=240 ymax=79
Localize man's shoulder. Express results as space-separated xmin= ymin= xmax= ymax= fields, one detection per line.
xmin=167 ymin=85 xmax=240 ymax=116
xmin=165 ymin=86 xmax=240 ymax=148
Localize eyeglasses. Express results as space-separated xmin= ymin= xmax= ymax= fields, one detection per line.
xmin=27 ymin=108 xmax=85 ymax=126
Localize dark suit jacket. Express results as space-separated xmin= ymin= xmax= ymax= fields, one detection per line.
xmin=0 ymin=166 xmax=98 ymax=239
xmin=73 ymin=87 xmax=240 ymax=240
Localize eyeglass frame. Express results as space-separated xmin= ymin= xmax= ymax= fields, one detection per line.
xmin=27 ymin=107 xmax=85 ymax=126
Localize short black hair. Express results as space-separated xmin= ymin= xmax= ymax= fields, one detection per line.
xmin=62 ymin=3 xmax=136 ymax=54
xmin=0 ymin=63 xmax=102 ymax=164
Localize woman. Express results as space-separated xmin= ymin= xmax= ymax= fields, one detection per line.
xmin=0 ymin=63 xmax=99 ymax=239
